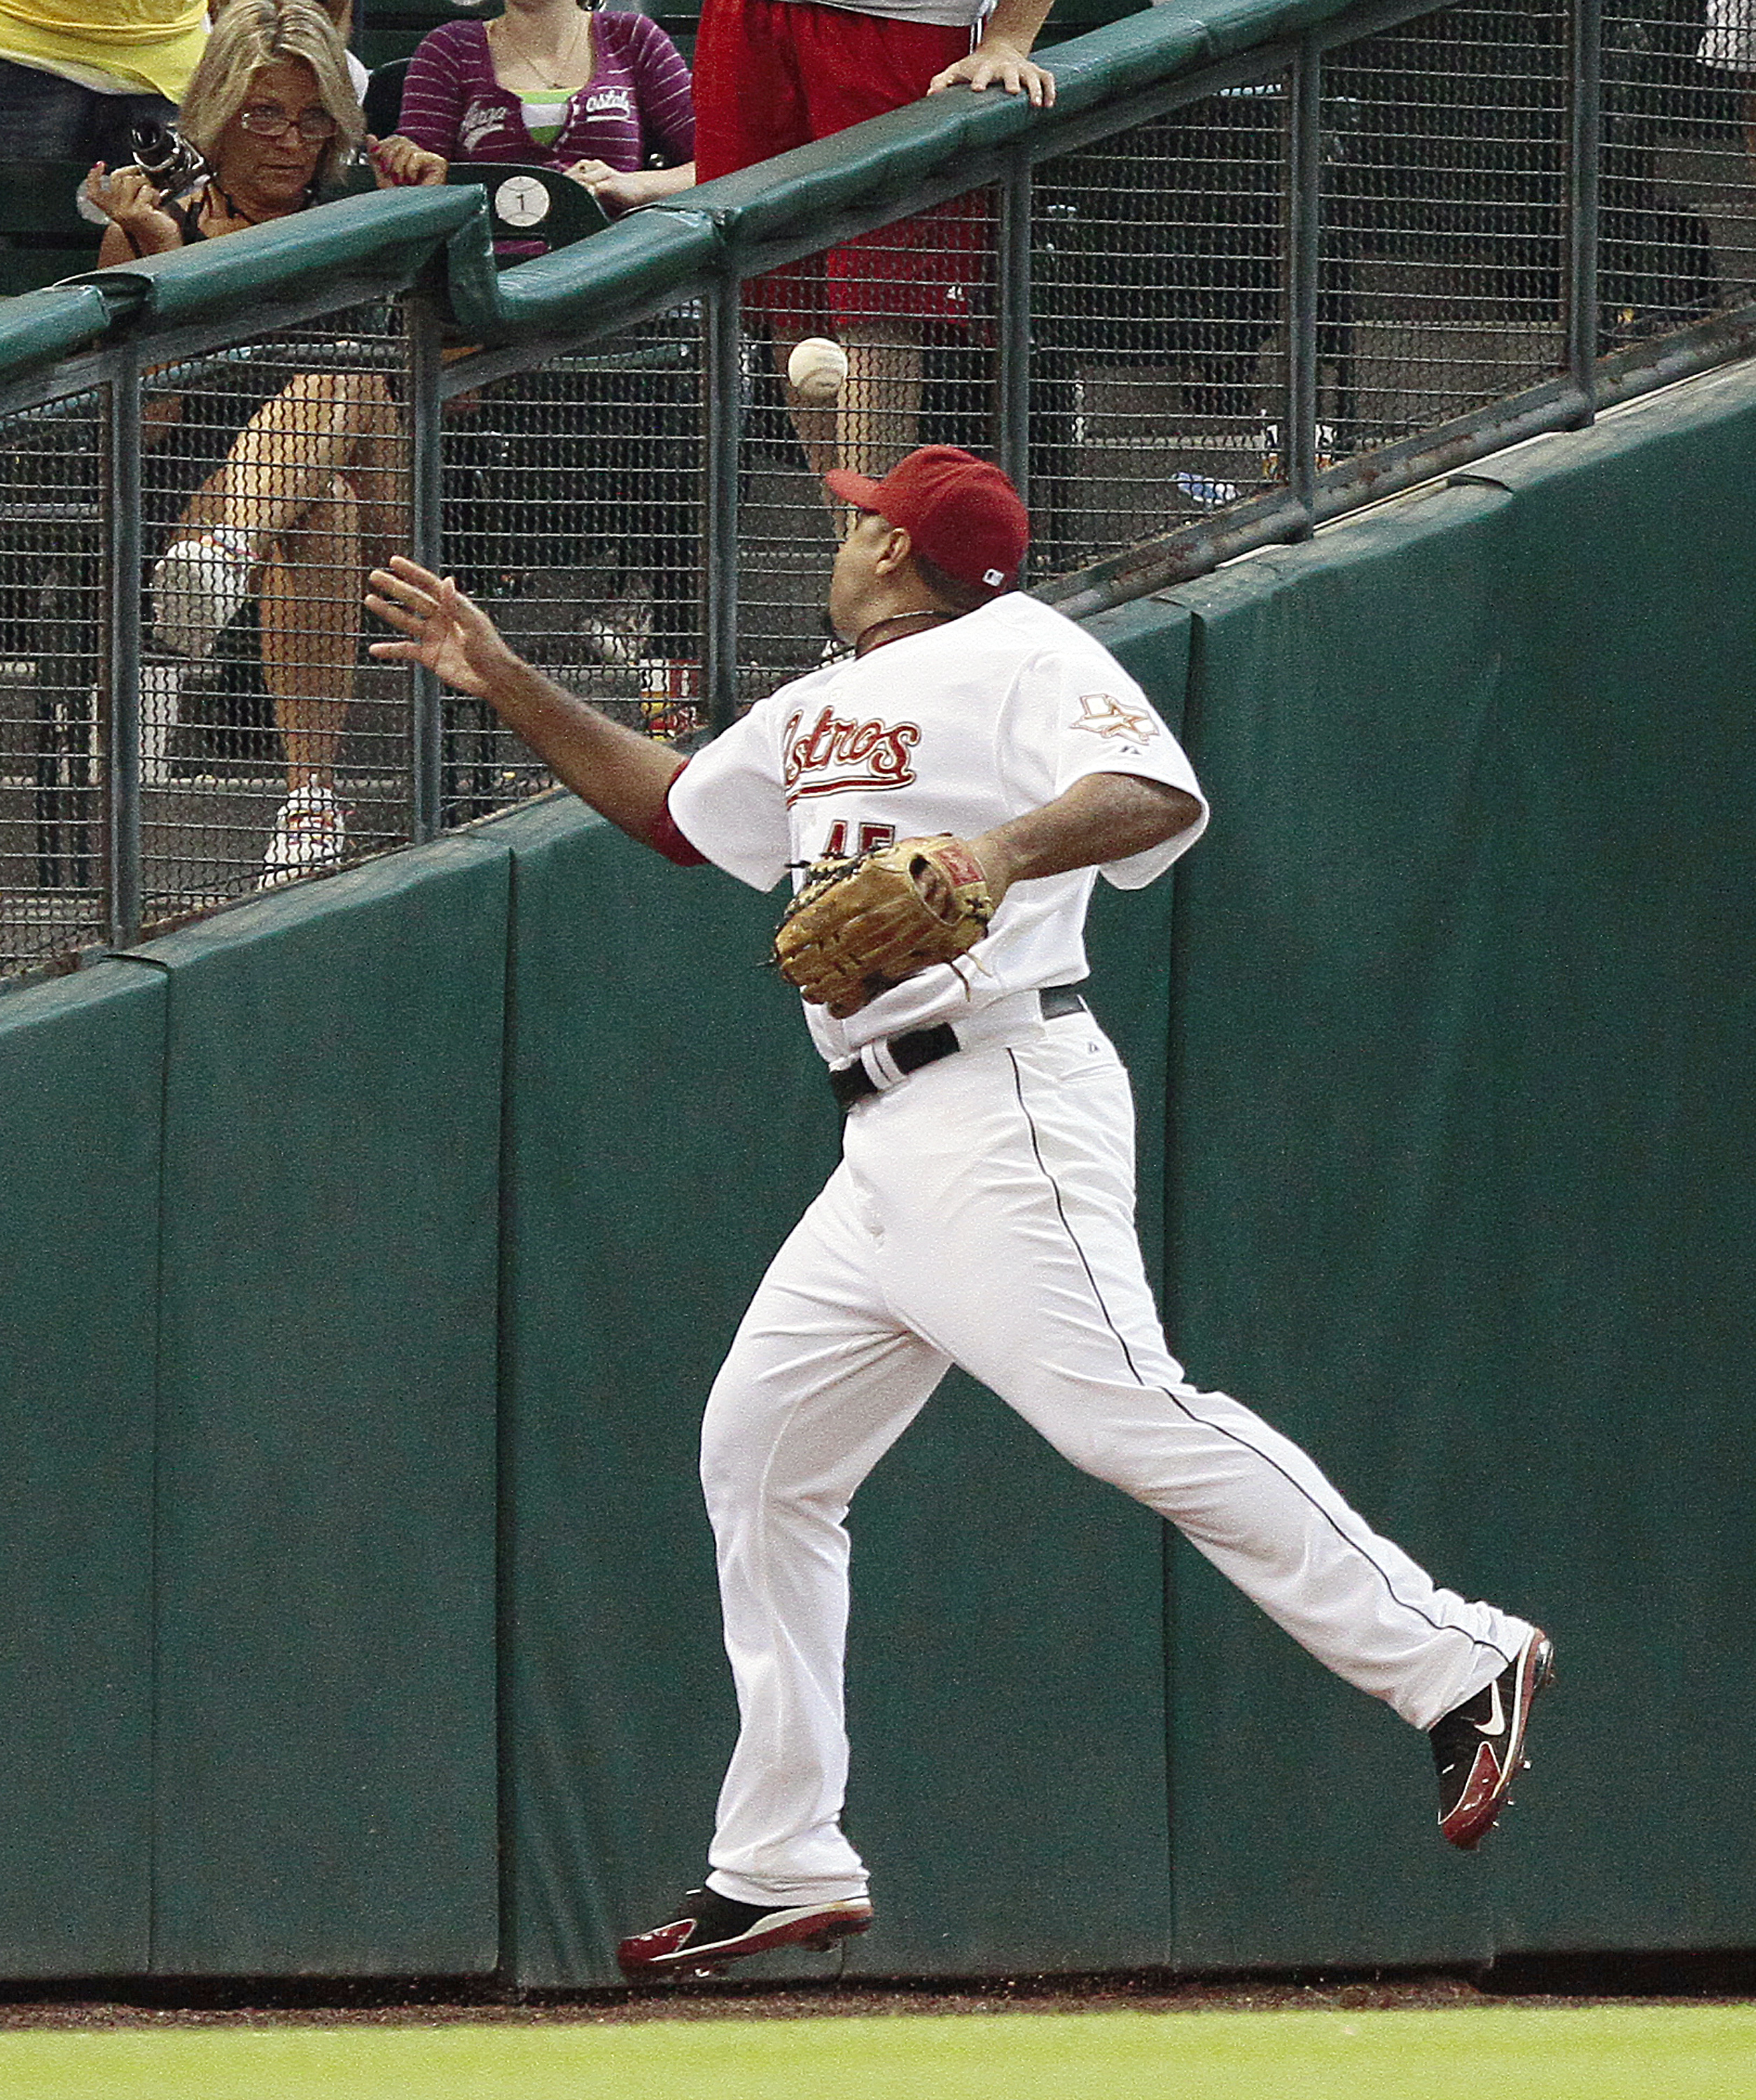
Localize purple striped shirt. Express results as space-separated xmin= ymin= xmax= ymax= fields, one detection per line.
xmin=397 ymin=14 xmax=695 ymax=204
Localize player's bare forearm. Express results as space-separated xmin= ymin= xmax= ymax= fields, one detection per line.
xmin=465 ymin=651 xmax=683 ymax=841
xmin=968 ymin=774 xmax=1201 ymax=906
xmin=367 ymin=557 xmax=682 ymax=846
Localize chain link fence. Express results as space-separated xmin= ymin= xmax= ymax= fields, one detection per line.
xmin=0 ymin=386 xmax=106 ymax=965
xmin=3 ymin=0 xmax=1754 ymax=982
xmin=1033 ymin=85 xmax=1292 ymax=571
xmin=434 ymin=309 xmax=707 ymax=818
xmin=135 ymin=309 xmax=414 ymax=902
xmin=734 ymin=185 xmax=1005 ymax=694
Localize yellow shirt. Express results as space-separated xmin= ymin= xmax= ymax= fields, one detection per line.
xmin=0 ymin=0 xmax=207 ymax=100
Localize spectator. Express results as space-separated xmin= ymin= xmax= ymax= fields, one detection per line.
xmin=85 ymin=0 xmax=444 ymax=885
xmin=692 ymin=0 xmax=1054 ymax=480
xmin=389 ymin=0 xmax=696 ymax=218
xmin=0 ymin=0 xmax=204 ymax=163
xmin=390 ymin=0 xmax=700 ymax=718
xmin=1705 ymin=2 xmax=1756 ymax=173
xmin=1598 ymin=0 xmax=1721 ymax=342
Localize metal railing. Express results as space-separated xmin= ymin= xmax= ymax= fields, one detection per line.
xmin=3 ymin=0 xmax=1753 ymax=981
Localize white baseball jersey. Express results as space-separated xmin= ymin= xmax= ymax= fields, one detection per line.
xmin=667 ymin=592 xmax=1210 ymax=1064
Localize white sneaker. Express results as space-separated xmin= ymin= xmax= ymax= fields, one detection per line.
xmin=260 ymin=785 xmax=346 ymax=889
xmin=1250 ymin=423 xmax=1342 ymax=479
xmin=151 ymin=528 xmax=255 ymax=658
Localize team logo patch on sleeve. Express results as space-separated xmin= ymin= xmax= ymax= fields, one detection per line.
xmin=1071 ymin=694 xmax=1161 ymax=743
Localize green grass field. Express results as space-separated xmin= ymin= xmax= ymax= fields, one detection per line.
xmin=0 ymin=2005 xmax=1752 ymax=2100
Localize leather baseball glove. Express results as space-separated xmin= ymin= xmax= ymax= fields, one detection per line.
xmin=772 ymin=835 xmax=995 ymax=1017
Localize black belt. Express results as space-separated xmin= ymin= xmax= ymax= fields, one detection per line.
xmin=829 ymin=986 xmax=1088 ymax=1110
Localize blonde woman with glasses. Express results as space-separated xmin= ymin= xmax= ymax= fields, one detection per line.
xmin=85 ymin=0 xmax=444 ymax=884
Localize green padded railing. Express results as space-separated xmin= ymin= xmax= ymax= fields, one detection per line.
xmin=0 ymin=281 xmax=114 ymax=376
xmin=57 ymin=183 xmax=486 ymax=335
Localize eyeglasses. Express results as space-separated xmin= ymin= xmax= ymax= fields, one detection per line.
xmin=237 ymin=104 xmax=337 ymax=143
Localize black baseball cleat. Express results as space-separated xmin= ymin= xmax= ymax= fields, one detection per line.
xmin=1430 ymin=1628 xmax=1556 ymax=1850
xmin=617 ymin=1886 xmax=874 ymax=1980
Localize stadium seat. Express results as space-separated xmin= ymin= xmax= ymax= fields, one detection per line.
xmin=448 ymin=162 xmax=611 ymax=253
xmin=362 ymin=57 xmax=411 ymax=139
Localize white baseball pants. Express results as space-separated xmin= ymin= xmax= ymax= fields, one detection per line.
xmin=699 ymin=1007 xmax=1534 ymax=1906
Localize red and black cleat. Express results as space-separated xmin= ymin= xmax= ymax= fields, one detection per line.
xmin=1430 ymin=1628 xmax=1556 ymax=1849
xmin=617 ymin=1886 xmax=874 ymax=1980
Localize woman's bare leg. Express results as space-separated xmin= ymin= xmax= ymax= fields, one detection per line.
xmin=257 ymin=479 xmax=358 ymax=794
xmin=183 ymin=371 xmax=399 ymax=561
xmin=347 ymin=384 xmax=411 ymax=581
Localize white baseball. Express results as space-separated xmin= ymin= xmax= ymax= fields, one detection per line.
xmin=788 ymin=336 xmax=849 ymax=405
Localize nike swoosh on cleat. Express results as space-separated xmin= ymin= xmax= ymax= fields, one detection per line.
xmin=1475 ymin=1679 xmax=1505 ymax=1737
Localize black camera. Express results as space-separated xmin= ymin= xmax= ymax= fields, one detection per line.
xmin=127 ymin=117 xmax=209 ymax=195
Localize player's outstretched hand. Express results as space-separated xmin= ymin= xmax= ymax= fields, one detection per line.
xmin=927 ymin=40 xmax=1055 ymax=105
xmin=366 ymin=556 xmax=517 ymax=700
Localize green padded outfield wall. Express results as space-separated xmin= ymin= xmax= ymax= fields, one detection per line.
xmin=1154 ymin=361 xmax=1756 ymax=1968
xmin=0 ymin=965 xmax=165 ymax=1977
xmin=118 ymin=838 xmax=509 ymax=1975
xmin=1159 ymin=479 xmax=1526 ymax=1970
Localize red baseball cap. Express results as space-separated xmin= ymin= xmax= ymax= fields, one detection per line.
xmin=825 ymin=446 xmax=1029 ymax=596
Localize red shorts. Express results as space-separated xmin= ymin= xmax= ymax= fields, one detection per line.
xmin=693 ymin=0 xmax=989 ymax=330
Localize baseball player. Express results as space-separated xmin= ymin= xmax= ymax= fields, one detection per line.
xmin=365 ymin=446 xmax=1552 ymax=1982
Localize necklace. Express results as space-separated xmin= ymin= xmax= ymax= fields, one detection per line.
xmin=211 ymin=180 xmax=300 ymax=230
xmin=493 ymin=9 xmax=590 ymax=89
xmin=853 ymin=608 xmax=951 ymax=657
